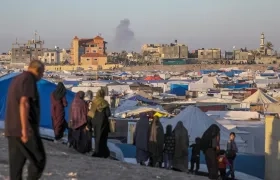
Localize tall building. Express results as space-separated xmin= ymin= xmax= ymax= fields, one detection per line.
xmin=70 ymin=35 xmax=107 ymax=65
xmin=259 ymin=32 xmax=265 ymax=55
xmin=11 ymin=32 xmax=44 ymax=64
xmin=142 ymin=41 xmax=188 ymax=59
xmin=197 ymin=48 xmax=221 ymax=60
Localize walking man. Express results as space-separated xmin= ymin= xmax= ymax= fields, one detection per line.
xmin=5 ymin=60 xmax=46 ymax=180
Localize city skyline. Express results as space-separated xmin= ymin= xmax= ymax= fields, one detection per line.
xmin=0 ymin=0 xmax=279 ymax=52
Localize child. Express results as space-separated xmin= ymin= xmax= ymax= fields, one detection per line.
xmin=226 ymin=132 xmax=238 ymax=179
xmin=190 ymin=137 xmax=201 ymax=174
xmin=218 ymin=150 xmax=230 ymax=180
xmin=163 ymin=124 xmax=175 ymax=169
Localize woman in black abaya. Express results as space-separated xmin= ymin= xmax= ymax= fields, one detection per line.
xmin=172 ymin=121 xmax=189 ymax=173
xmin=88 ymin=89 xmax=111 ymax=158
xmin=148 ymin=116 xmax=164 ymax=167
xmin=133 ymin=113 xmax=150 ymax=165
xmin=200 ymin=124 xmax=220 ymax=180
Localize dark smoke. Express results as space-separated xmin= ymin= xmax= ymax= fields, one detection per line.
xmin=112 ymin=19 xmax=139 ymax=52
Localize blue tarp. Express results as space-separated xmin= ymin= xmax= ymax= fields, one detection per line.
xmin=128 ymin=95 xmax=158 ymax=105
xmin=170 ymin=84 xmax=188 ymax=96
xmin=116 ymin=144 xmax=264 ymax=179
xmin=0 ymin=73 xmax=75 ymax=129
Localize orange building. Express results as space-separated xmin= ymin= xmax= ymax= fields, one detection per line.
xmin=70 ymin=35 xmax=107 ymax=65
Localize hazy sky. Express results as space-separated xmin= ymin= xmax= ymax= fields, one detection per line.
xmin=0 ymin=0 xmax=279 ymax=52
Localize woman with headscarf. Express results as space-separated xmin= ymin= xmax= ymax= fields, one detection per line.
xmin=84 ymin=90 xmax=93 ymax=110
xmin=148 ymin=116 xmax=164 ymax=167
xmin=200 ymin=124 xmax=220 ymax=180
xmin=88 ymin=89 xmax=111 ymax=158
xmin=51 ymin=82 xmax=68 ymax=142
xmin=133 ymin=113 xmax=150 ymax=166
xmin=172 ymin=121 xmax=189 ymax=173
xmin=68 ymin=91 xmax=91 ymax=153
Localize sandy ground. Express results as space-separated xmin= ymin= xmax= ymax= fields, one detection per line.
xmin=123 ymin=64 xmax=269 ymax=72
xmin=0 ymin=131 xmax=208 ymax=180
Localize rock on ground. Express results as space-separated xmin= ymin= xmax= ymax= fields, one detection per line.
xmin=0 ymin=131 xmax=208 ymax=180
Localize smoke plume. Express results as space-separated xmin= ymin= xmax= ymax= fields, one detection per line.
xmin=112 ymin=19 xmax=138 ymax=52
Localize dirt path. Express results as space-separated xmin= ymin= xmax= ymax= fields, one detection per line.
xmin=0 ymin=131 xmax=208 ymax=180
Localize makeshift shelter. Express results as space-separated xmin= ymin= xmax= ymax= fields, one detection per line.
xmin=143 ymin=75 xmax=163 ymax=81
xmin=242 ymin=89 xmax=278 ymax=111
xmin=0 ymin=72 xmax=75 ymax=129
xmin=160 ymin=106 xmax=246 ymax=152
xmin=127 ymin=95 xmax=158 ymax=105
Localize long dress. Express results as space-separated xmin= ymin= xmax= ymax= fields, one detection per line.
xmin=69 ymin=91 xmax=92 ymax=154
xmin=50 ymin=93 xmax=68 ymax=140
xmin=148 ymin=122 xmax=164 ymax=167
xmin=172 ymin=122 xmax=189 ymax=172
xmin=133 ymin=115 xmax=150 ymax=164
xmin=92 ymin=106 xmax=111 ymax=158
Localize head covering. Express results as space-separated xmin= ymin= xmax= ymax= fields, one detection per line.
xmin=149 ymin=116 xmax=163 ymax=142
xmin=173 ymin=121 xmax=188 ymax=140
xmin=70 ymin=91 xmax=87 ymax=129
xmin=173 ymin=121 xmax=189 ymax=157
xmin=88 ymin=89 xmax=109 ymax=118
xmin=166 ymin=124 xmax=173 ymax=136
xmin=200 ymin=124 xmax=220 ymax=152
xmin=84 ymin=90 xmax=93 ymax=101
xmin=53 ymin=82 xmax=67 ymax=100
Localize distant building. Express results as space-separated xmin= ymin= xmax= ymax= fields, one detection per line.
xmin=70 ymin=35 xmax=107 ymax=65
xmin=38 ymin=47 xmax=66 ymax=64
xmin=11 ymin=33 xmax=44 ymax=64
xmin=233 ymin=49 xmax=249 ymax=60
xmin=198 ymin=48 xmax=221 ymax=60
xmin=142 ymin=41 xmax=188 ymax=60
xmin=159 ymin=43 xmax=188 ymax=59
xmin=0 ymin=53 xmax=11 ymax=64
xmin=141 ymin=44 xmax=161 ymax=53
xmin=80 ymin=53 xmax=107 ymax=67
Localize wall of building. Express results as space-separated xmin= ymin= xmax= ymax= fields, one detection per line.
xmin=234 ymin=51 xmax=249 ymax=60
xmin=24 ymin=63 xmax=122 ymax=71
xmin=11 ymin=46 xmax=44 ymax=64
xmin=80 ymin=56 xmax=107 ymax=66
xmin=159 ymin=45 xmax=188 ymax=58
xmin=198 ymin=49 xmax=221 ymax=60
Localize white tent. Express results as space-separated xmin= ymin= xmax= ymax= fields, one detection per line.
xmin=161 ymin=106 xmax=246 ymax=151
xmin=242 ymin=89 xmax=278 ymax=104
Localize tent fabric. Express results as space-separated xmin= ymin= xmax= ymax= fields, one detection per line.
xmin=170 ymin=84 xmax=188 ymax=96
xmin=128 ymin=95 xmax=158 ymax=105
xmin=143 ymin=75 xmax=163 ymax=81
xmin=0 ymin=72 xmax=75 ymax=129
xmin=160 ymin=106 xmax=246 ymax=150
xmin=243 ymin=89 xmax=278 ymax=104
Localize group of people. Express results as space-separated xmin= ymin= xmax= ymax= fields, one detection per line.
xmin=5 ymin=60 xmax=238 ymax=180
xmin=50 ymin=83 xmax=111 ymax=158
xmin=133 ymin=114 xmax=189 ymax=172
xmin=134 ymin=114 xmax=238 ymax=180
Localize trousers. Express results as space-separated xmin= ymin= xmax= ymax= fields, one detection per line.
xmin=8 ymin=134 xmax=46 ymax=180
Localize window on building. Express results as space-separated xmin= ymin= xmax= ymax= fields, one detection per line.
xmin=51 ymin=53 xmax=54 ymax=56
xmin=87 ymin=59 xmax=90 ymax=61
xmin=93 ymin=50 xmax=96 ymax=53
xmin=99 ymin=47 xmax=102 ymax=50
xmin=51 ymin=59 xmax=54 ymax=62
xmin=46 ymin=53 xmax=49 ymax=56
xmin=94 ymin=59 xmax=97 ymax=61
xmin=86 ymin=50 xmax=89 ymax=53
xmin=200 ymin=52 xmax=204 ymax=55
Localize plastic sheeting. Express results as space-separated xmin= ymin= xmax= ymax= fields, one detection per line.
xmin=170 ymin=84 xmax=188 ymax=96
xmin=0 ymin=73 xmax=75 ymax=129
xmin=160 ymin=106 xmax=246 ymax=150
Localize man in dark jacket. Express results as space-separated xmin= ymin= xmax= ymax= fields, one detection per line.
xmin=5 ymin=60 xmax=46 ymax=180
